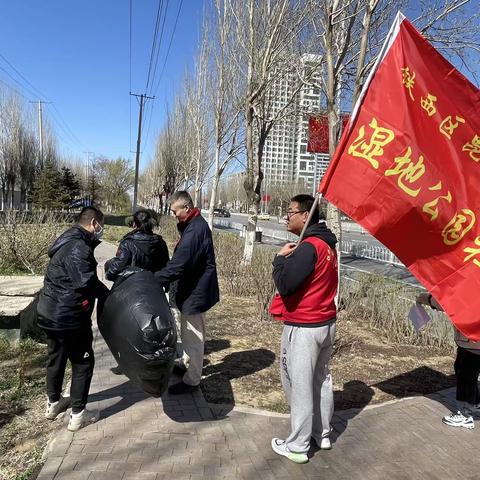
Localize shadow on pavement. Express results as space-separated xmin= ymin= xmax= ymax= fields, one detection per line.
xmin=373 ymin=366 xmax=455 ymax=398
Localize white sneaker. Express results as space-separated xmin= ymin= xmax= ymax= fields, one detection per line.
xmin=67 ymin=409 xmax=99 ymax=432
xmin=271 ymin=438 xmax=308 ymax=464
xmin=312 ymin=435 xmax=332 ymax=450
xmin=45 ymin=396 xmax=70 ymax=420
xmin=442 ymin=411 xmax=474 ymax=429
xmin=320 ymin=437 xmax=332 ymax=450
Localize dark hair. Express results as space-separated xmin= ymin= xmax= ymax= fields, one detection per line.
xmin=133 ymin=209 xmax=156 ymax=234
xmin=290 ymin=194 xmax=324 ymax=224
xmin=169 ymin=191 xmax=194 ymax=208
xmin=78 ymin=206 xmax=104 ymax=225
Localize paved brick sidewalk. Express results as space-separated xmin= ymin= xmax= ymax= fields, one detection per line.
xmin=36 ymin=242 xmax=480 ymax=480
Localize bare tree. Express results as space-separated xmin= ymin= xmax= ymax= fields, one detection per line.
xmin=206 ymin=0 xmax=244 ymax=229
xmin=308 ymin=0 xmax=479 ymax=294
xmin=228 ymin=0 xmax=315 ymax=262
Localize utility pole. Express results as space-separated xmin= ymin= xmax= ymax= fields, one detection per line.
xmin=30 ymin=100 xmax=50 ymax=169
xmin=83 ymin=151 xmax=94 ymax=205
xmin=130 ymin=92 xmax=154 ymax=212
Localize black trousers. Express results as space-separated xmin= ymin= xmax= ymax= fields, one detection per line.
xmin=45 ymin=328 xmax=95 ymax=413
xmin=454 ymin=346 xmax=480 ymax=405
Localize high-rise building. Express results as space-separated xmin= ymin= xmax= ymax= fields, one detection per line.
xmin=260 ymin=54 xmax=330 ymax=193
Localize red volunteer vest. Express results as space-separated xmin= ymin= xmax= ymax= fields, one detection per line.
xmin=269 ymin=236 xmax=338 ymax=324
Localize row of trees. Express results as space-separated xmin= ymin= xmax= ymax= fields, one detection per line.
xmin=0 ymin=89 xmax=135 ymax=213
xmin=142 ymin=0 xmax=479 ymax=262
xmin=31 ymin=157 xmax=134 ymax=213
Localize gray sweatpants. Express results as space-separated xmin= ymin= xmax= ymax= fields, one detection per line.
xmin=280 ymin=322 xmax=336 ymax=453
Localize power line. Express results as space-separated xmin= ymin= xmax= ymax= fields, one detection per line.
xmin=0 ymin=52 xmax=49 ymax=100
xmin=152 ymin=0 xmax=184 ymax=97
xmin=145 ymin=0 xmax=164 ymax=94
xmin=0 ymin=51 xmax=86 ymax=152
xmin=147 ymin=0 xmax=169 ymax=97
xmin=144 ymin=0 xmax=182 ymax=153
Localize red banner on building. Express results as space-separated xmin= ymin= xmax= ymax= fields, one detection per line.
xmin=307 ymin=115 xmax=349 ymax=153
xmin=319 ymin=14 xmax=480 ymax=340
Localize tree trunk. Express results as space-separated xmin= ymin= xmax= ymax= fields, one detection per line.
xmin=242 ymin=103 xmax=259 ymax=264
xmin=208 ymin=147 xmax=222 ymax=230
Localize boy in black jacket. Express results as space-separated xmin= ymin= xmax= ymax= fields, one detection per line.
xmin=37 ymin=206 xmax=109 ymax=431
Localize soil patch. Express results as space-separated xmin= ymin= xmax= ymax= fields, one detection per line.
xmin=201 ymin=295 xmax=455 ymax=412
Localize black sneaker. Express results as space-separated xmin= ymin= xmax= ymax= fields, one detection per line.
xmin=110 ymin=366 xmax=123 ymax=375
xmin=168 ymin=381 xmax=199 ymax=395
xmin=172 ymin=364 xmax=187 ymax=376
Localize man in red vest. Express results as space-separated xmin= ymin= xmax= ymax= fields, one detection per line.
xmin=269 ymin=194 xmax=338 ymax=464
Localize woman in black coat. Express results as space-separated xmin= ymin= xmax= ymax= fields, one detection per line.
xmin=105 ymin=210 xmax=169 ymax=281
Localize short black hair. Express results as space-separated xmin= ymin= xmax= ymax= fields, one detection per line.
xmin=290 ymin=194 xmax=324 ymax=224
xmin=133 ymin=209 xmax=157 ymax=234
xmin=170 ymin=191 xmax=194 ymax=208
xmin=78 ymin=206 xmax=104 ymax=225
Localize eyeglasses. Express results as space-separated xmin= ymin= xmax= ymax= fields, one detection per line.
xmin=286 ymin=210 xmax=307 ymax=218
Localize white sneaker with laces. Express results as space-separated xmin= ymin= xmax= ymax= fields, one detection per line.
xmin=67 ymin=409 xmax=99 ymax=432
xmin=442 ymin=411 xmax=474 ymax=429
xmin=45 ymin=396 xmax=70 ymax=420
xmin=271 ymin=438 xmax=308 ymax=464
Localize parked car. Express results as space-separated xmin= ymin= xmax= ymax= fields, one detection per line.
xmin=258 ymin=213 xmax=270 ymax=221
xmin=213 ymin=208 xmax=231 ymax=217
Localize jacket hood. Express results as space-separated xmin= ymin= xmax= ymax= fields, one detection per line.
xmin=48 ymin=225 xmax=99 ymax=257
xmin=125 ymin=231 xmax=166 ymax=256
xmin=303 ymin=222 xmax=337 ymax=249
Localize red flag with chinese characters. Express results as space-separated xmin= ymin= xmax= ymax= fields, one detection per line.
xmin=320 ymin=13 xmax=480 ymax=340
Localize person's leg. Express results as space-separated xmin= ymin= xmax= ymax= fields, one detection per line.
xmin=455 ymin=348 xmax=480 ymax=407
xmin=180 ymin=312 xmax=205 ymax=386
xmin=66 ymin=328 xmax=95 ymax=413
xmin=279 ymin=325 xmax=293 ymax=404
xmin=283 ymin=326 xmax=320 ymax=454
xmin=170 ymin=305 xmax=184 ymax=363
xmin=443 ymin=346 xmax=475 ymax=429
xmin=45 ymin=331 xmax=68 ymax=403
xmin=312 ymin=322 xmax=336 ymax=446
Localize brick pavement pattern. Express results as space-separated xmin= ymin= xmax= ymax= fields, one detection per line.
xmin=36 ymin=242 xmax=480 ymax=480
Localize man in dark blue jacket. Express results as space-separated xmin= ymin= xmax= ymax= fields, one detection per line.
xmin=155 ymin=191 xmax=219 ymax=394
xmin=37 ymin=206 xmax=109 ymax=431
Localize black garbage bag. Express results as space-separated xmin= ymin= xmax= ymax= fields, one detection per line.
xmin=21 ymin=294 xmax=47 ymax=343
xmin=98 ymin=269 xmax=176 ymax=396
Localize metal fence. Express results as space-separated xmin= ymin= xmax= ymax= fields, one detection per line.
xmin=341 ymin=240 xmax=403 ymax=266
xmin=212 ymin=217 xmax=404 ymax=267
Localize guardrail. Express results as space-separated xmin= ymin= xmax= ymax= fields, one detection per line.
xmin=212 ymin=217 xmax=404 ymax=266
xmin=341 ymin=240 xmax=403 ymax=266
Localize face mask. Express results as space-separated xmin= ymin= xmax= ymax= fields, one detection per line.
xmin=93 ymin=222 xmax=104 ymax=240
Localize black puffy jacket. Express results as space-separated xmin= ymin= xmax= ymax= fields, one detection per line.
xmin=155 ymin=211 xmax=219 ymax=315
xmin=37 ymin=225 xmax=109 ymax=331
xmin=104 ymin=230 xmax=169 ymax=281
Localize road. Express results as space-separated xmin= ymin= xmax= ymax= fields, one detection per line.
xmin=204 ymin=211 xmax=420 ymax=287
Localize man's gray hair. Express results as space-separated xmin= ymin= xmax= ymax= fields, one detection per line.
xmin=170 ymin=191 xmax=194 ymax=208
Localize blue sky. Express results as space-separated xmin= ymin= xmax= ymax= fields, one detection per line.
xmin=0 ymin=0 xmax=202 ymax=168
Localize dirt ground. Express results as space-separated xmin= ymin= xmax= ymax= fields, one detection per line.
xmin=201 ymin=296 xmax=456 ymax=412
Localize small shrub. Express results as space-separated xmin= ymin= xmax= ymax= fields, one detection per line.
xmin=0 ymin=210 xmax=66 ymax=275
xmin=341 ymin=272 xmax=453 ymax=351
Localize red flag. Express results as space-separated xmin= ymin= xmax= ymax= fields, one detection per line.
xmin=319 ymin=13 xmax=480 ymax=340
xmin=308 ymin=115 xmax=349 ymax=153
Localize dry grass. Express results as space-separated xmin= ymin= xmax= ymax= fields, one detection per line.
xmin=0 ymin=338 xmax=62 ymax=480
xmin=0 ymin=211 xmax=67 ymax=275
xmin=202 ymin=295 xmax=455 ymax=413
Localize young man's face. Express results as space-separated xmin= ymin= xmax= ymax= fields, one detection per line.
xmin=285 ymin=201 xmax=308 ymax=235
xmin=170 ymin=201 xmax=190 ymax=222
